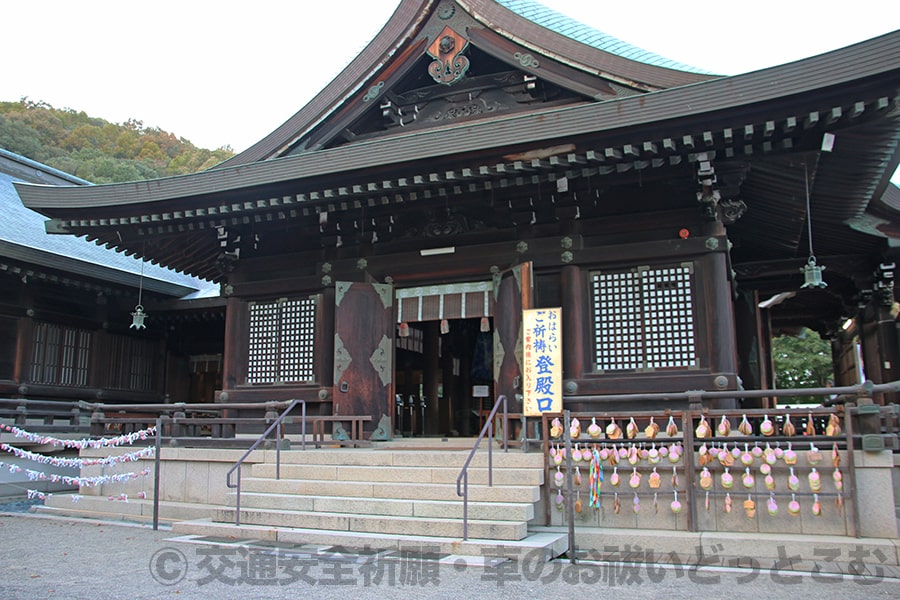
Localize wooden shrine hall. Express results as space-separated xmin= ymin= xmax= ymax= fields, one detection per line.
xmin=16 ymin=0 xmax=900 ymax=438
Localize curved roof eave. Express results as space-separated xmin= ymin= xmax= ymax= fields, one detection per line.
xmin=464 ymin=0 xmax=716 ymax=88
xmin=220 ymin=0 xmax=715 ymax=169
xmin=15 ymin=29 xmax=900 ymax=216
xmin=219 ymin=0 xmax=435 ymax=169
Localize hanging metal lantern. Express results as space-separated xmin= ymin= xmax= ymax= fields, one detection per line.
xmin=801 ymin=256 xmax=827 ymax=289
xmin=130 ymin=251 xmax=148 ymax=329
xmin=130 ymin=305 xmax=148 ymax=329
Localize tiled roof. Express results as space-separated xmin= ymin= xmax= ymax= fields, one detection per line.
xmin=497 ymin=0 xmax=711 ymax=74
xmin=0 ymin=149 xmax=211 ymax=297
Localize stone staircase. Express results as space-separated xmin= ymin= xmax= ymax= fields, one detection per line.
xmin=171 ymin=445 xmax=566 ymax=558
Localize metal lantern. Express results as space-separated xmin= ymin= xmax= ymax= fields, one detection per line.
xmin=130 ymin=249 xmax=148 ymax=329
xmin=801 ymin=256 xmax=827 ymax=289
xmin=130 ymin=305 xmax=148 ymax=330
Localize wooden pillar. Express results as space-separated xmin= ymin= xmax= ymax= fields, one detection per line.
xmin=423 ymin=321 xmax=440 ymax=435
xmin=316 ymin=288 xmax=335 ymax=388
xmin=221 ymin=296 xmax=246 ymax=392
xmin=459 ymin=333 xmax=474 ymax=437
xmin=706 ymin=251 xmax=739 ymax=408
xmin=560 ymin=265 xmax=586 ymax=381
xmin=13 ymin=316 xmax=32 ymax=387
xmin=440 ymin=336 xmax=455 ymax=435
xmin=734 ymin=289 xmax=768 ymax=406
xmin=13 ymin=284 xmax=35 ymax=388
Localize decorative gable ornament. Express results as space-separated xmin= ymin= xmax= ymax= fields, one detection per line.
xmin=427 ymin=25 xmax=470 ymax=85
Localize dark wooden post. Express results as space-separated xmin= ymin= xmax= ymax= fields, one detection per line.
xmin=13 ymin=315 xmax=32 ymax=389
xmin=423 ymin=321 xmax=440 ymax=435
xmin=221 ymin=296 xmax=246 ymax=392
xmin=561 ymin=265 xmax=586 ymax=382
xmin=705 ymin=251 xmax=739 ymax=408
xmin=734 ymin=289 xmax=768 ymax=407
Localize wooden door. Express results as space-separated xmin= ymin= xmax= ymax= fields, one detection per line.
xmin=493 ymin=262 xmax=533 ymax=412
xmin=333 ymin=282 xmax=393 ymax=432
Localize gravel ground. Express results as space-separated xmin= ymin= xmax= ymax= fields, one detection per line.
xmin=0 ymin=498 xmax=43 ymax=513
xmin=1 ymin=511 xmax=899 ymax=600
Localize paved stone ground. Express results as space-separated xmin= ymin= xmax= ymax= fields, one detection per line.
xmin=2 ymin=511 xmax=900 ymax=599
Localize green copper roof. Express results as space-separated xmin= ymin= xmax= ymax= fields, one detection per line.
xmin=497 ymin=0 xmax=711 ymax=74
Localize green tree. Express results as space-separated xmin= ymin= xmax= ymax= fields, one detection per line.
xmin=0 ymin=98 xmax=234 ymax=182
xmin=772 ymin=327 xmax=834 ymax=404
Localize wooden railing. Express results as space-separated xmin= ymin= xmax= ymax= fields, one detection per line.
xmin=0 ymin=398 xmax=90 ymax=434
xmin=542 ymin=379 xmax=900 ymax=562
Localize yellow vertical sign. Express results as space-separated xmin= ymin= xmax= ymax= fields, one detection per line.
xmin=522 ymin=307 xmax=562 ymax=416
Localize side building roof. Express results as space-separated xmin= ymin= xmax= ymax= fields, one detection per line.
xmin=0 ymin=148 xmax=211 ymax=298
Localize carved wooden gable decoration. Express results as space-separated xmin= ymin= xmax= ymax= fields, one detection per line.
xmin=427 ymin=25 xmax=470 ymax=85
xmin=280 ymin=0 xmax=656 ymax=155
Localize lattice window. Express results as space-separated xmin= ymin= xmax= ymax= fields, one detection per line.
xmin=247 ymin=296 xmax=316 ymax=384
xmin=29 ymin=322 xmax=91 ymax=386
xmin=105 ymin=334 xmax=157 ymax=392
xmin=592 ymin=264 xmax=697 ymax=372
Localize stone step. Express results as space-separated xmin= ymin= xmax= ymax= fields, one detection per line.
xmin=240 ymin=477 xmax=541 ymax=503
xmin=228 ymin=491 xmax=535 ymax=521
xmin=268 ymin=448 xmax=544 ymax=469
xmin=171 ymin=519 xmax=569 ymax=560
xmin=37 ymin=493 xmax=216 ymax=524
xmin=250 ymin=463 xmax=544 ymax=485
xmin=212 ymin=507 xmax=528 ymax=540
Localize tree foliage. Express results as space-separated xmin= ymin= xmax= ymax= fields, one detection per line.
xmin=0 ymin=98 xmax=234 ymax=183
xmin=772 ymin=327 xmax=834 ymax=405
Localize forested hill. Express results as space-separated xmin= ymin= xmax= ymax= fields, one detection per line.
xmin=0 ymin=98 xmax=235 ymax=183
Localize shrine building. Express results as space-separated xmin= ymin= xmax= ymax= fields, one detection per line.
xmin=13 ymin=0 xmax=900 ymax=437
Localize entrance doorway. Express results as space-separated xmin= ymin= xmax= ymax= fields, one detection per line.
xmin=394 ymin=317 xmax=493 ymax=437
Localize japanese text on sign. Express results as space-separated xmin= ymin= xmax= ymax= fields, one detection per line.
xmin=523 ymin=308 xmax=562 ymax=416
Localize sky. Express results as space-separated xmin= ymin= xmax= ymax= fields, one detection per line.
xmin=2 ymin=0 xmax=898 ymax=181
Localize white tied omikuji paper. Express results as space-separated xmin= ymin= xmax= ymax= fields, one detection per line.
xmin=1 ymin=424 xmax=155 ymax=503
xmin=0 ymin=461 xmax=152 ymax=488
xmin=1 ymin=443 xmax=155 ymax=468
xmin=0 ymin=423 xmax=157 ymax=449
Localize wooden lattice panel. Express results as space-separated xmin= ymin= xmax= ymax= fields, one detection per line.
xmin=105 ymin=334 xmax=156 ymax=391
xmin=29 ymin=323 xmax=91 ymax=386
xmin=592 ymin=265 xmax=697 ymax=372
xmin=247 ymin=297 xmax=316 ymax=384
xmin=641 ymin=266 xmax=696 ymax=369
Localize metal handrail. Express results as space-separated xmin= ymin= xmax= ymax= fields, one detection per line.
xmin=456 ymin=394 xmax=508 ymax=540
xmin=225 ymin=399 xmax=306 ymax=526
